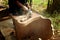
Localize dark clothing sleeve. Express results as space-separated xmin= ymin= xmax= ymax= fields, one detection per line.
xmin=8 ymin=0 xmax=28 ymax=7
xmin=8 ymin=0 xmax=28 ymax=15
xmin=9 ymin=0 xmax=28 ymax=10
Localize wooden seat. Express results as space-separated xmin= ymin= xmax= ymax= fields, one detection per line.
xmin=11 ymin=13 xmax=53 ymax=40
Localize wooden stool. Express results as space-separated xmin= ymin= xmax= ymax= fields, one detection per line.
xmin=11 ymin=13 xmax=53 ymax=40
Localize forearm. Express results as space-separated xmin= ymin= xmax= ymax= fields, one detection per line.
xmin=16 ymin=1 xmax=24 ymax=8
xmin=16 ymin=1 xmax=28 ymax=11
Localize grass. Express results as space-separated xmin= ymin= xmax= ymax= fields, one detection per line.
xmin=32 ymin=0 xmax=48 ymax=12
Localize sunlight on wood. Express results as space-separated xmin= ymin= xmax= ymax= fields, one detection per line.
xmin=39 ymin=38 xmax=42 ymax=40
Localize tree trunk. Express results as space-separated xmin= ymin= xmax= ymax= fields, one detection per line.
xmin=30 ymin=0 xmax=32 ymax=7
xmin=47 ymin=0 xmax=60 ymax=13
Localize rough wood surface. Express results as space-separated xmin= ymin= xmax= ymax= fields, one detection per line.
xmin=11 ymin=13 xmax=53 ymax=40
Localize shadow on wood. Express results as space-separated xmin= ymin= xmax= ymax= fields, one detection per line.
xmin=0 ymin=8 xmax=10 ymax=22
xmin=0 ymin=31 xmax=5 ymax=40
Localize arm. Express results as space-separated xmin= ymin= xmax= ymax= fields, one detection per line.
xmin=16 ymin=0 xmax=28 ymax=11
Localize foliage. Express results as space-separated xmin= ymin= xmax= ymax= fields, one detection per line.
xmin=0 ymin=0 xmax=8 ymax=6
xmin=32 ymin=0 xmax=48 ymax=12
